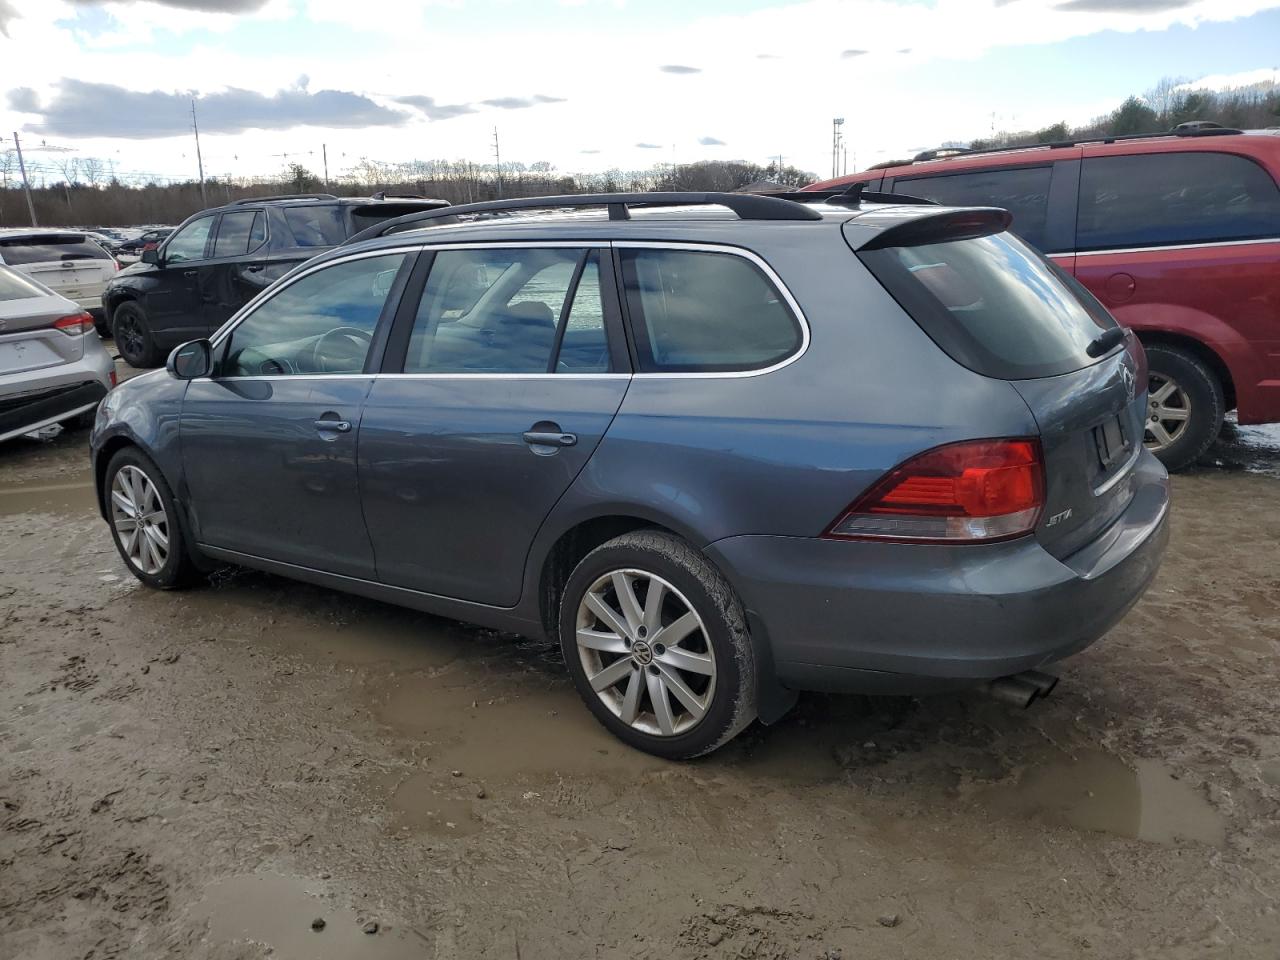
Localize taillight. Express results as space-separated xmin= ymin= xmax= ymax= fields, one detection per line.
xmin=52 ymin=312 xmax=96 ymax=337
xmin=824 ymin=438 xmax=1045 ymax=543
xmin=109 ymin=370 xmax=118 ymax=387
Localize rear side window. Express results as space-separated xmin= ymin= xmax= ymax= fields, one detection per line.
xmin=1078 ymin=152 xmax=1280 ymax=250
xmin=894 ymin=166 xmax=1054 ymax=251
xmin=213 ymin=211 xmax=265 ymax=258
xmin=618 ymin=248 xmax=800 ymax=372
xmin=283 ymin=205 xmax=346 ymax=247
xmin=0 ymin=234 xmax=112 ymax=265
xmin=859 ymin=231 xmax=1116 ymax=380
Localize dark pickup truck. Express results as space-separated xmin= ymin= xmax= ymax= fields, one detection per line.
xmin=104 ymin=193 xmax=448 ymax=366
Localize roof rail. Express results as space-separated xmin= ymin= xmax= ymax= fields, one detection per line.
xmin=368 ymin=191 xmax=442 ymax=201
xmin=912 ymin=147 xmax=974 ymax=162
xmin=230 ymin=193 xmax=340 ymax=205
xmin=907 ymin=122 xmax=1246 ymax=165
xmin=776 ymin=184 xmax=938 ymax=206
xmin=343 ymin=191 xmax=824 ymax=244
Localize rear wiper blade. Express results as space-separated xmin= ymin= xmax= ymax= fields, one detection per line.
xmin=1086 ymin=326 xmax=1127 ymax=358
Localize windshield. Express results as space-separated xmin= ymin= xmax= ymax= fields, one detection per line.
xmin=0 ymin=235 xmax=112 ymax=265
xmin=858 ymin=230 xmax=1117 ymax=380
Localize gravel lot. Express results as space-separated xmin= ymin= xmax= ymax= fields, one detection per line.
xmin=2 ymin=360 xmax=1279 ymax=959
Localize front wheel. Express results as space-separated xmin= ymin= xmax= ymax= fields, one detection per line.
xmin=104 ymin=447 xmax=197 ymax=589
xmin=1142 ymin=344 xmax=1224 ymax=472
xmin=559 ymin=531 xmax=757 ymax=759
xmin=111 ymin=301 xmax=160 ymax=368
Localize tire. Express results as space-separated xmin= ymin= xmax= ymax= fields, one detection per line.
xmin=91 ymin=309 xmax=110 ymax=339
xmin=558 ymin=530 xmax=757 ymax=759
xmin=111 ymin=301 xmax=160 ymax=368
xmin=1142 ymin=344 xmax=1224 ymax=472
xmin=103 ymin=447 xmax=198 ymax=589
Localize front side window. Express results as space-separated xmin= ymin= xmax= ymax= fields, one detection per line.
xmin=1077 ymin=152 xmax=1280 ymax=251
xmin=221 ymin=253 xmax=407 ymax=377
xmin=283 ymin=205 xmax=347 ymax=247
xmin=618 ymin=248 xmax=801 ymax=372
xmin=165 ymin=217 xmax=215 ymax=263
xmin=212 ymin=211 xmax=265 ymax=258
xmin=404 ymin=248 xmax=609 ymax=374
xmin=895 ymin=166 xmax=1054 ymax=251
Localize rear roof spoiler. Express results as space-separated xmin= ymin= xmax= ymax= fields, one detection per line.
xmin=855 ymin=208 xmax=1013 ymax=251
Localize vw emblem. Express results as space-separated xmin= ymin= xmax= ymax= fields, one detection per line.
xmin=1120 ymin=364 xmax=1136 ymax=402
xmin=631 ymin=639 xmax=654 ymax=666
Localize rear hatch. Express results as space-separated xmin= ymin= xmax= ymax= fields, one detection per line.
xmin=0 ymin=271 xmax=85 ymax=378
xmin=848 ymin=207 xmax=1145 ymax=559
xmin=0 ymin=234 xmax=115 ymax=303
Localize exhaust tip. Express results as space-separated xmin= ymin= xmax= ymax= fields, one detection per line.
xmin=983 ymin=675 xmax=1041 ymax=709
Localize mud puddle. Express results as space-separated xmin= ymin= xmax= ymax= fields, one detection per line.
xmin=979 ymin=748 xmax=1226 ymax=845
xmin=1202 ymin=417 xmax=1280 ymax=479
xmin=190 ymin=873 xmax=425 ymax=958
xmin=387 ymin=771 xmax=484 ymax=836
xmin=0 ymin=471 xmax=97 ymax=517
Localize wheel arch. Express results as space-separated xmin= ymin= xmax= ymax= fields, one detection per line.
xmin=1136 ymin=331 xmax=1236 ymax=412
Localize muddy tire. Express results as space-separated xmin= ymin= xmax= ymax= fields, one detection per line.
xmin=112 ymin=301 xmax=160 ymax=368
xmin=104 ymin=447 xmax=198 ymax=589
xmin=558 ymin=530 xmax=757 ymax=759
xmin=1143 ymin=344 xmax=1224 ymax=473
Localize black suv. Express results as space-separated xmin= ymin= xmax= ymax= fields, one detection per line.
xmin=104 ymin=193 xmax=448 ymax=366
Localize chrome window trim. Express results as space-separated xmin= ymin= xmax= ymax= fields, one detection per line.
xmin=612 ymin=240 xmax=810 ymax=380
xmin=1052 ymin=236 xmax=1280 ymax=258
xmin=204 ymin=239 xmax=811 ymax=383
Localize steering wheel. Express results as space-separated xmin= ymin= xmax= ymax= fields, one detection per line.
xmin=312 ymin=326 xmax=373 ymax=373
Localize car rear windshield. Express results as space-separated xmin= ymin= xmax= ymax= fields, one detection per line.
xmin=858 ymin=230 xmax=1117 ymax=380
xmin=0 ymin=267 xmax=49 ymax=301
xmin=0 ymin=235 xmax=111 ymax=265
xmin=282 ymin=205 xmax=347 ymax=247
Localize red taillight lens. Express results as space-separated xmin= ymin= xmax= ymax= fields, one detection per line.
xmin=52 ymin=312 xmax=96 ymax=337
xmin=824 ymin=438 xmax=1045 ymax=543
xmin=109 ymin=370 xmax=118 ymax=387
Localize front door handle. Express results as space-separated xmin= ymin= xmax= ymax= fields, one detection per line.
xmin=522 ymin=430 xmax=577 ymax=447
xmin=314 ymin=418 xmax=352 ymax=433
xmin=183 ymin=269 xmax=198 ymax=278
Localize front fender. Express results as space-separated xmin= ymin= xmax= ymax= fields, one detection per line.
xmin=90 ymin=370 xmax=187 ymax=520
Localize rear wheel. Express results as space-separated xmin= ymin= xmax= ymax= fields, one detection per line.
xmin=559 ymin=531 xmax=757 ymax=759
xmin=104 ymin=447 xmax=197 ymax=589
xmin=112 ymin=301 xmax=160 ymax=368
xmin=1141 ymin=344 xmax=1223 ymax=472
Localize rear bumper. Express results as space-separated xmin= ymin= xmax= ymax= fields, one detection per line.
xmin=706 ymin=450 xmax=1170 ymax=695
xmin=0 ymin=343 xmax=115 ymax=443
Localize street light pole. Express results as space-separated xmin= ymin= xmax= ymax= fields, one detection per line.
xmin=191 ymin=98 xmax=207 ymax=206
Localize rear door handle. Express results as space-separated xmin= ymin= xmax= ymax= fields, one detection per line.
xmin=522 ymin=430 xmax=577 ymax=447
xmin=314 ymin=418 xmax=352 ymax=433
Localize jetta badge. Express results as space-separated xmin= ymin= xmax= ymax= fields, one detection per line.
xmin=1120 ymin=364 xmax=1137 ymax=403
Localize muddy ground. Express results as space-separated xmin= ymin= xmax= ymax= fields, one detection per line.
xmin=2 ymin=370 xmax=1279 ymax=959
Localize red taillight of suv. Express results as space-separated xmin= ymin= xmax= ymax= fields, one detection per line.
xmin=824 ymin=439 xmax=1045 ymax=543
xmin=52 ymin=312 xmax=96 ymax=337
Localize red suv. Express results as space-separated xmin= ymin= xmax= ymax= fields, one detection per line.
xmin=807 ymin=126 xmax=1280 ymax=470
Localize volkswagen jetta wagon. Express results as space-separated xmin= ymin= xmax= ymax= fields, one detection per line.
xmin=90 ymin=190 xmax=1170 ymax=758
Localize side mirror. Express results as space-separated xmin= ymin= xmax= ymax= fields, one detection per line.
xmin=141 ymin=248 xmax=160 ymax=265
xmin=167 ymin=339 xmax=213 ymax=380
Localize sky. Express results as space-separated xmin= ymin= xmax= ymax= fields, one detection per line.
xmin=0 ymin=0 xmax=1277 ymax=187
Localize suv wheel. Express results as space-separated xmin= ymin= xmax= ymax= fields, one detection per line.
xmin=1142 ymin=344 xmax=1224 ymax=472
xmin=104 ymin=448 xmax=197 ymax=589
xmin=559 ymin=531 xmax=757 ymax=759
xmin=112 ymin=301 xmax=160 ymax=368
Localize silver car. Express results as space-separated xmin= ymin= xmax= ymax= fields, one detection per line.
xmin=0 ymin=265 xmax=115 ymax=443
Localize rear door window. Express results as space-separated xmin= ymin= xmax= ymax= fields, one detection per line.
xmin=212 ymin=211 xmax=265 ymax=258
xmin=1077 ymin=152 xmax=1280 ymax=250
xmin=0 ymin=234 xmax=113 ymax=265
xmin=894 ymin=166 xmax=1054 ymax=251
xmin=283 ymin=205 xmax=347 ymax=247
xmin=618 ymin=248 xmax=801 ymax=372
xmin=404 ymin=248 xmax=610 ymax=374
xmin=858 ymin=230 xmax=1116 ymax=380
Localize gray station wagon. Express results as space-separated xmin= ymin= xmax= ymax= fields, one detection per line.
xmin=90 ymin=190 xmax=1170 ymax=758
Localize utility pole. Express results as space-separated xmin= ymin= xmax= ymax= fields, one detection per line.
xmin=191 ymin=98 xmax=207 ymax=206
xmin=13 ymin=132 xmax=37 ymax=226
xmin=831 ymin=118 xmax=844 ymax=180
xmin=321 ymin=143 xmax=329 ymax=189
xmin=492 ymin=127 xmax=503 ymax=198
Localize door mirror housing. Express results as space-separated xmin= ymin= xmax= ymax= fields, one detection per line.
xmin=140 ymin=248 xmax=160 ymax=265
xmin=167 ymin=339 xmax=213 ymax=380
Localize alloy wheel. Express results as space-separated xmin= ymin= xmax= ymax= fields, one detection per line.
xmin=1145 ymin=373 xmax=1192 ymax=451
xmin=575 ymin=569 xmax=716 ymax=737
xmin=110 ymin=465 xmax=170 ymax=575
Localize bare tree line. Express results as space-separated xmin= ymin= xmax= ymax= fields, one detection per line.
xmin=0 ymin=154 xmax=816 ymax=229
